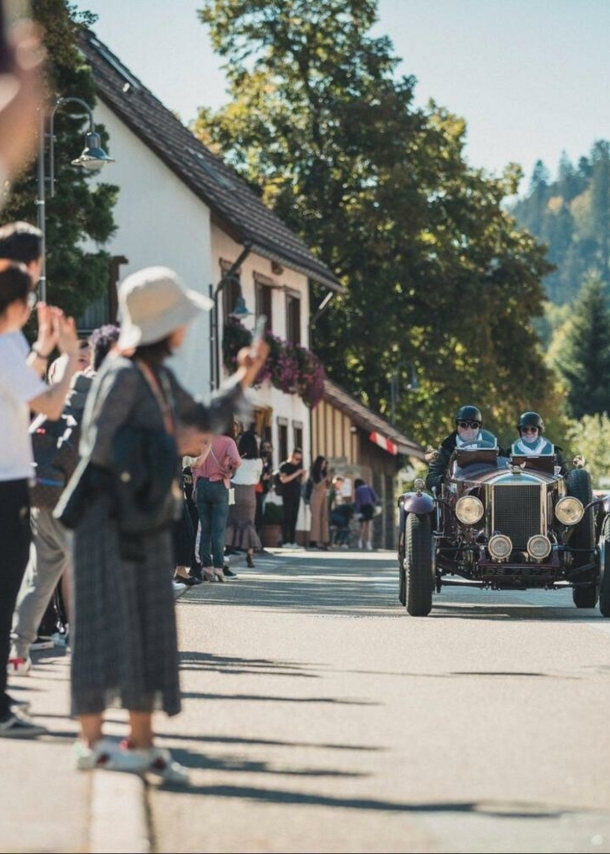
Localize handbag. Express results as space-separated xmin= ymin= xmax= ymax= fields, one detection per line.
xmin=110 ymin=362 xmax=182 ymax=537
xmin=228 ymin=486 xmax=236 ymax=506
xmin=54 ymin=457 xmax=99 ymax=530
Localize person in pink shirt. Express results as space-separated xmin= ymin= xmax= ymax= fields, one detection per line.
xmin=192 ymin=433 xmax=241 ymax=581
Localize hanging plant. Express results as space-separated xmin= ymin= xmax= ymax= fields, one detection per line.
xmin=222 ymin=319 xmax=325 ymax=407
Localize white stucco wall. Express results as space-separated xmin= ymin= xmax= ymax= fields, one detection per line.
xmin=84 ymin=101 xmax=214 ymax=398
xmin=212 ymin=227 xmax=313 ymax=467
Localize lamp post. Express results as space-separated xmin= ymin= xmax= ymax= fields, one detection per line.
xmin=208 ymin=243 xmax=253 ymax=391
xmin=36 ymin=97 xmax=114 ymax=303
xmin=389 ymin=362 xmax=419 ymax=425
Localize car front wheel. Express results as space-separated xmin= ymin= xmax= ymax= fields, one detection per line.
xmin=404 ymin=512 xmax=433 ymax=617
xmin=599 ymin=516 xmax=610 ymax=617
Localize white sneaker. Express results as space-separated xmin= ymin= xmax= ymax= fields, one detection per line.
xmin=357 ymin=540 xmax=363 ymax=549
xmin=366 ymin=542 xmax=373 ymax=551
xmin=74 ymin=738 xmax=120 ymax=770
xmin=172 ymin=580 xmax=187 ymax=600
xmin=144 ymin=747 xmax=190 ymax=784
xmin=6 ymin=656 xmax=31 ymax=676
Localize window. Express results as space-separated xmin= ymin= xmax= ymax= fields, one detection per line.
xmin=286 ymin=291 xmax=301 ymax=344
xmin=293 ymin=420 xmax=303 ymax=453
xmin=255 ymin=280 xmax=273 ymax=332
xmin=277 ymin=417 xmax=288 ymax=463
xmin=220 ymin=269 xmax=241 ymax=324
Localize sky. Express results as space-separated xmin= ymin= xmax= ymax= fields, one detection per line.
xmin=75 ymin=0 xmax=610 ymax=195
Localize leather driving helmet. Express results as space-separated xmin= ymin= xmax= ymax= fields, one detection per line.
xmin=455 ymin=405 xmax=482 ymax=425
xmin=517 ymin=411 xmax=544 ymax=434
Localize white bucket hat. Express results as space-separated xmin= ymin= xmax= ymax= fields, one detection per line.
xmin=116 ymin=266 xmax=213 ymax=350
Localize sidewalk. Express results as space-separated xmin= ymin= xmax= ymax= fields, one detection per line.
xmin=0 ymin=551 xmax=247 ymax=854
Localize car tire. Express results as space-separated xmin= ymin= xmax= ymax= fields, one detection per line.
xmin=572 ymin=584 xmax=598 ymax=608
xmin=397 ymin=528 xmax=406 ymax=604
xmin=599 ymin=516 xmax=610 ymax=617
xmin=567 ymin=468 xmax=594 ymax=565
xmin=404 ymin=512 xmax=433 ymax=617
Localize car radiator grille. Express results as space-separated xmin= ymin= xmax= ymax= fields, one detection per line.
xmin=492 ymin=485 xmax=542 ymax=549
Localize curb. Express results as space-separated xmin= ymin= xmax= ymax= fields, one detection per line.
xmin=89 ymin=771 xmax=150 ymax=853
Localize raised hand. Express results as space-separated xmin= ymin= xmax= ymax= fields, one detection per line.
xmin=52 ymin=310 xmax=79 ymax=357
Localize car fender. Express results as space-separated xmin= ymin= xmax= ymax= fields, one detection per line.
xmin=400 ymin=491 xmax=435 ymax=515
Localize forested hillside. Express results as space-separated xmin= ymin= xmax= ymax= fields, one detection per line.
xmin=511 ymin=141 xmax=610 ymax=305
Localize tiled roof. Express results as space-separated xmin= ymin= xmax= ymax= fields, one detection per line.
xmin=80 ymin=30 xmax=343 ymax=293
xmin=323 ymin=379 xmax=424 ymax=460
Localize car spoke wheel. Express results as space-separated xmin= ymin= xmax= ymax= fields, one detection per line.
xmin=404 ymin=513 xmax=433 ymax=617
xmin=599 ymin=516 xmax=610 ymax=617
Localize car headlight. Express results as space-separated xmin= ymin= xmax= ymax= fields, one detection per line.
xmin=488 ymin=534 xmax=512 ymax=561
xmin=555 ymin=496 xmax=584 ymax=526
xmin=455 ymin=495 xmax=484 ymax=525
xmin=527 ymin=535 xmax=552 ymax=560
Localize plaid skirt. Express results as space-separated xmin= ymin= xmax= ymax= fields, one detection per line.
xmin=225 ymin=484 xmax=262 ymax=551
xmin=70 ymin=493 xmax=181 ymax=717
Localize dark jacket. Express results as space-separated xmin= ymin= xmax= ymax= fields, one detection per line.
xmin=425 ymin=429 xmax=506 ymax=491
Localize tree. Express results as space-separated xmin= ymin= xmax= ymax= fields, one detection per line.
xmin=566 ymin=413 xmax=610 ymax=489
xmin=195 ymin=0 xmax=556 ymax=443
xmin=1 ymin=0 xmax=118 ymax=321
xmin=557 ymin=275 xmax=610 ymax=419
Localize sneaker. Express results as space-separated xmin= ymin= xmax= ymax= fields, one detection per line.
xmin=51 ymin=631 xmax=69 ymax=648
xmin=74 ymin=738 xmax=118 ymax=770
xmin=223 ymin=567 xmax=238 ymax=579
xmin=0 ymin=708 xmax=47 ymax=739
xmin=174 ymin=574 xmax=202 ymax=586
xmin=116 ymin=742 xmax=189 ymax=783
xmin=6 ymin=656 xmax=31 ymax=676
xmin=172 ymin=581 xmax=187 ymax=600
xmin=75 ymin=738 xmax=150 ymax=773
xmin=366 ymin=542 xmax=373 ymax=551
xmin=31 ymin=635 xmax=54 ymax=651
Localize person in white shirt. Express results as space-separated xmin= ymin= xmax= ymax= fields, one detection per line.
xmin=226 ymin=430 xmax=263 ymax=568
xmin=0 ymin=261 xmax=79 ymax=739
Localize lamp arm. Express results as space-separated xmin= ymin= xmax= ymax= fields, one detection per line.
xmin=48 ymin=97 xmax=95 ymax=197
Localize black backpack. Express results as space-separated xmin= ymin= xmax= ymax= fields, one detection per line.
xmin=29 ymin=413 xmax=81 ymax=510
xmin=273 ymin=467 xmax=284 ymax=496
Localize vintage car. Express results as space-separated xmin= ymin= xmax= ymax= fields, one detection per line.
xmin=397 ymin=442 xmax=610 ymax=617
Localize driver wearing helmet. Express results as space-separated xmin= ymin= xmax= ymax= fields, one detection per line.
xmin=425 ymin=405 xmax=499 ymax=491
xmin=511 ymin=411 xmax=568 ymax=474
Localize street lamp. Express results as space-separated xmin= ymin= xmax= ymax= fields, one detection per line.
xmin=389 ymin=362 xmax=419 ymax=425
xmin=208 ymin=243 xmax=254 ymax=391
xmin=37 ymin=97 xmax=114 ymax=302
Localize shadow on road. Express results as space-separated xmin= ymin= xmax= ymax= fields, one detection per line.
xmin=154 ymin=779 xmax=574 ymax=821
xmin=178 ymin=650 xmax=320 ymax=679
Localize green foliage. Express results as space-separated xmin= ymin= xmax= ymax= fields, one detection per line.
xmin=195 ymin=0 xmax=556 ymax=445
xmin=1 ymin=0 xmax=118 ymax=321
xmin=512 ymin=141 xmax=610 ymax=304
xmin=566 ymin=413 xmax=610 ymax=489
xmin=555 ymin=275 xmax=610 ymax=419
xmin=263 ymin=500 xmax=284 ymax=524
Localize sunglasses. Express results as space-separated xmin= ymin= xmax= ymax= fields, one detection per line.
xmin=457 ymin=420 xmax=480 ymax=429
xmin=520 ymin=426 xmax=539 ymax=434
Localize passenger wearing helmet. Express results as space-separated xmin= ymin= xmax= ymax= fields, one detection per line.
xmin=425 ymin=405 xmax=499 ymax=491
xmin=511 ymin=411 xmax=568 ymax=474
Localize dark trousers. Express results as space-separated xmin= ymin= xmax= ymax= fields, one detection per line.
xmin=0 ymin=480 xmax=31 ymax=717
xmin=282 ymin=492 xmax=300 ymax=544
xmin=196 ymin=478 xmax=230 ymax=569
xmin=255 ymin=492 xmax=265 ymax=535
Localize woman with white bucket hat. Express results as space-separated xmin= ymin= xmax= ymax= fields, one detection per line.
xmin=65 ymin=266 xmax=268 ymax=781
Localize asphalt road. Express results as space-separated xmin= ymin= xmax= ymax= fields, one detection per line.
xmin=147 ymin=549 xmax=610 ymax=853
